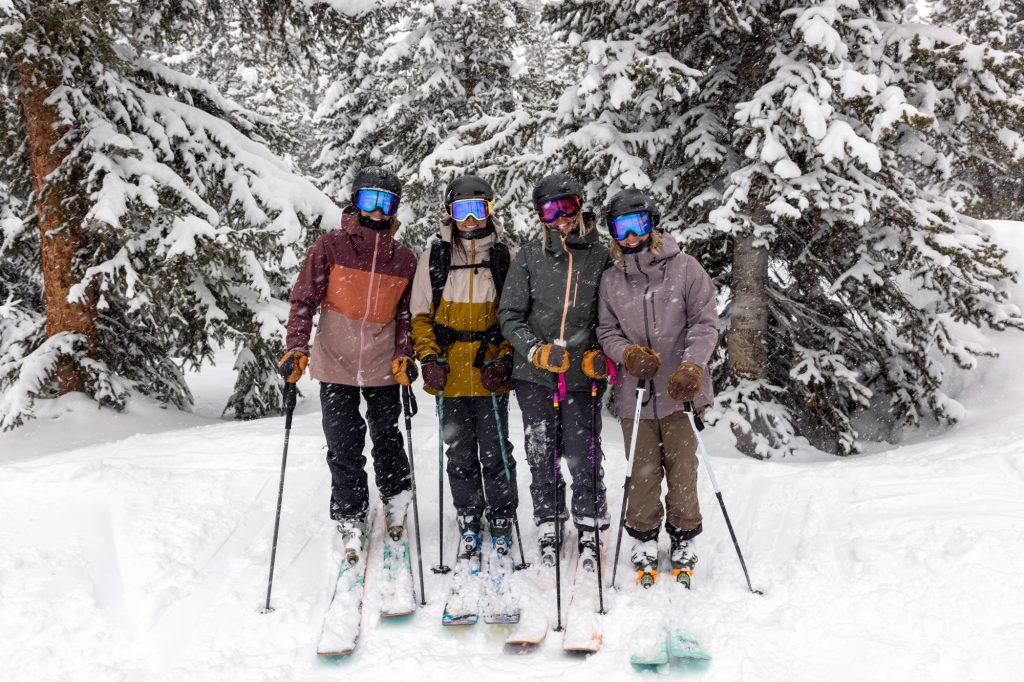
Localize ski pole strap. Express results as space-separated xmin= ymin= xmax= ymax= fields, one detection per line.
xmin=557 ymin=372 xmax=567 ymax=402
xmin=607 ymin=358 xmax=617 ymax=385
xmin=410 ymin=387 xmax=418 ymax=417
xmin=625 ymin=386 xmax=645 ymax=471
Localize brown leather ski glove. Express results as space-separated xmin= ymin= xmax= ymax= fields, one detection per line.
xmin=278 ymin=350 xmax=308 ymax=383
xmin=622 ymin=344 xmax=660 ymax=380
xmin=667 ymin=362 xmax=702 ymax=403
xmin=532 ymin=343 xmax=570 ymax=374
xmin=391 ymin=357 xmax=418 ymax=387
xmin=581 ymin=349 xmax=609 ymax=380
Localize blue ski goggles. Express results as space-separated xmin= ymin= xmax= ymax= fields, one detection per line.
xmin=355 ymin=188 xmax=399 ymax=216
xmin=449 ymin=198 xmax=491 ymax=222
xmin=609 ymin=211 xmax=655 ymax=241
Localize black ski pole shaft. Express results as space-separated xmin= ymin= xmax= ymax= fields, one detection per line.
xmin=552 ymin=382 xmax=564 ymax=632
xmin=261 ymin=381 xmax=297 ymax=613
xmin=512 ymin=512 xmax=529 ymax=571
xmin=685 ymin=403 xmax=762 ymax=595
xmin=433 ymin=391 xmax=450 ymax=574
xmin=589 ymin=380 xmax=605 ymax=614
xmin=402 ymin=386 xmax=427 ymax=605
xmin=610 ymin=385 xmax=645 ymax=590
xmin=491 ymin=390 xmax=529 ymax=569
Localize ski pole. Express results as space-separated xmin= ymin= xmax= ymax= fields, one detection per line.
xmin=490 ymin=390 xmax=529 ymax=570
xmin=610 ymin=385 xmax=645 ymax=590
xmin=433 ymin=391 xmax=451 ymax=574
xmin=552 ymin=379 xmax=565 ymax=632
xmin=589 ymin=380 xmax=605 ymax=614
xmin=685 ymin=402 xmax=762 ymax=595
xmin=260 ymin=382 xmax=297 ymax=613
xmin=402 ymin=386 xmax=427 ymax=605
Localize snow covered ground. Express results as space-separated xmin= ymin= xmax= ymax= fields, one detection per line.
xmin=2 ymin=223 xmax=1024 ymax=682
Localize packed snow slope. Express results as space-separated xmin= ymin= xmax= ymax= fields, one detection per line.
xmin=2 ymin=223 xmax=1023 ymax=682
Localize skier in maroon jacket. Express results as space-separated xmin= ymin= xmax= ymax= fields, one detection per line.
xmin=278 ymin=167 xmax=419 ymax=557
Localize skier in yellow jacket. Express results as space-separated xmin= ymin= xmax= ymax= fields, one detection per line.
xmin=408 ymin=175 xmax=518 ymax=572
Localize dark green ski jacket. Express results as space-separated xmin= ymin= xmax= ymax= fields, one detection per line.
xmin=498 ymin=218 xmax=611 ymax=392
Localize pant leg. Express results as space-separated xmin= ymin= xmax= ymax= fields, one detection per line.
xmin=441 ymin=396 xmax=486 ymax=516
xmin=515 ymin=379 xmax=565 ymax=526
xmin=321 ymin=382 xmax=369 ymax=521
xmin=474 ymin=393 xmax=518 ymax=519
xmin=660 ymin=410 xmax=702 ymax=538
xmin=361 ymin=384 xmax=410 ymax=504
xmin=562 ymin=388 xmax=609 ymax=531
xmin=619 ymin=415 xmax=665 ymax=541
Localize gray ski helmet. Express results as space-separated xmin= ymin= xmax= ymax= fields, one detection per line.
xmin=351 ymin=166 xmax=401 ymax=203
xmin=605 ymin=188 xmax=661 ymax=230
xmin=532 ymin=173 xmax=584 ymax=207
xmin=444 ymin=174 xmax=494 ymax=204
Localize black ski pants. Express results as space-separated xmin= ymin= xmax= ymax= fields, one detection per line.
xmin=439 ymin=394 xmax=518 ymax=520
xmin=514 ymin=379 xmax=608 ymax=530
xmin=321 ymin=382 xmax=411 ymax=522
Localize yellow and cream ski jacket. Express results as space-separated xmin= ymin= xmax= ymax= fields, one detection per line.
xmin=410 ymin=220 xmax=514 ymax=397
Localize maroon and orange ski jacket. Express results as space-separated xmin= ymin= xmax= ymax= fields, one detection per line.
xmin=286 ymin=207 xmax=417 ymax=387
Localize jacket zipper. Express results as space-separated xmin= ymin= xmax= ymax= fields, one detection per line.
xmin=635 ymin=254 xmax=659 ymax=421
xmin=356 ymin=231 xmax=381 ymax=386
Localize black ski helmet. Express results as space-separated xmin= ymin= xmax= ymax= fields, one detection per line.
xmin=444 ymin=174 xmax=494 ymax=204
xmin=351 ymin=166 xmax=401 ymax=204
xmin=532 ymin=173 xmax=584 ymax=207
xmin=605 ymin=189 xmax=661 ymax=231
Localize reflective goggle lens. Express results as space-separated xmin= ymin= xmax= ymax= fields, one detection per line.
xmin=609 ymin=211 xmax=654 ymax=241
xmin=355 ymin=188 xmax=399 ymax=216
xmin=537 ymin=195 xmax=582 ymax=224
xmin=449 ymin=198 xmax=491 ymax=222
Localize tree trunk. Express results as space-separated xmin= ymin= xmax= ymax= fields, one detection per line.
xmin=727 ymin=233 xmax=771 ymax=457
xmin=18 ymin=62 xmax=96 ymax=394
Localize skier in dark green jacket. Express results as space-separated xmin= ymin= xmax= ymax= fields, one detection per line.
xmin=497 ymin=173 xmax=611 ymax=569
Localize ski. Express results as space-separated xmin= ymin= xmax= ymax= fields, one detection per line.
xmin=629 ymin=635 xmax=669 ymax=666
xmin=668 ymin=630 xmax=710 ymax=661
xmin=562 ymin=536 xmax=604 ymax=653
xmin=317 ymin=508 xmax=377 ymax=656
xmin=482 ymin=542 xmax=520 ymax=624
xmin=442 ymin=554 xmax=482 ymax=626
xmin=503 ymin=564 xmax=550 ymax=644
xmin=380 ymin=524 xmax=416 ymax=617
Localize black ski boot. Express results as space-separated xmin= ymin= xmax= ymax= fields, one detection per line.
xmin=457 ymin=513 xmax=482 ymax=572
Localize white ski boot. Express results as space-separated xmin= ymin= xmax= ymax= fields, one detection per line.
xmin=383 ymin=489 xmax=412 ymax=541
xmin=630 ymin=538 xmax=658 ymax=588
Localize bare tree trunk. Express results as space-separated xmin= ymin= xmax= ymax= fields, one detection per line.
xmin=18 ymin=62 xmax=96 ymax=394
xmin=727 ymin=232 xmax=771 ymax=457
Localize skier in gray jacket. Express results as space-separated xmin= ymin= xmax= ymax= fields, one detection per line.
xmin=498 ymin=173 xmax=612 ymax=568
xmin=596 ymin=189 xmax=719 ymax=588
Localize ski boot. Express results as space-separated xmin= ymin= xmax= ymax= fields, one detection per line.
xmin=577 ymin=529 xmax=599 ymax=573
xmin=630 ymin=538 xmax=658 ymax=588
xmin=335 ymin=517 xmax=367 ymax=565
xmin=384 ymin=489 xmax=412 ymax=541
xmin=670 ymin=537 xmax=698 ymax=589
xmin=489 ymin=517 xmax=514 ymax=557
xmin=456 ymin=513 xmax=482 ymax=574
xmin=537 ymin=520 xmax=564 ymax=567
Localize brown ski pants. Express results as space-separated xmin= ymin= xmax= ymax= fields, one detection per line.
xmin=619 ymin=409 xmax=702 ymax=539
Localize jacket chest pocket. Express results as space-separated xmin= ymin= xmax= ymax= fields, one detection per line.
xmin=367 ymin=274 xmax=408 ymax=325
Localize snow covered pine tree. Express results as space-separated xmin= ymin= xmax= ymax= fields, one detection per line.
xmin=0 ymin=0 xmax=339 ymax=429
xmin=316 ymin=0 xmax=534 ymax=249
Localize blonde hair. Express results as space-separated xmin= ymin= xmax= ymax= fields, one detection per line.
xmin=609 ymin=230 xmax=663 ymax=261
